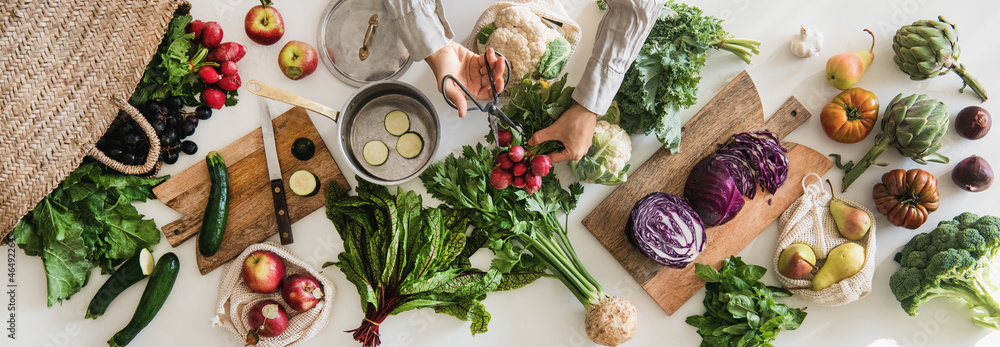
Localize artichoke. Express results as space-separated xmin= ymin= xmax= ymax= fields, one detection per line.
xmin=892 ymin=16 xmax=988 ymax=101
xmin=840 ymin=94 xmax=949 ymax=191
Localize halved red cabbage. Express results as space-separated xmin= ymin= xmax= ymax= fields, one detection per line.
xmin=684 ymin=156 xmax=746 ymax=226
xmin=716 ymin=131 xmax=788 ymax=196
xmin=627 ymin=192 xmax=706 ymax=268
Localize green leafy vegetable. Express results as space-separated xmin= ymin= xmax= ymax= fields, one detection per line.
xmin=130 ymin=13 xmax=238 ymax=107
xmin=324 ymin=177 xmax=540 ymax=347
xmin=477 ymin=23 xmax=496 ymax=45
xmin=421 ymin=143 xmax=640 ymax=345
xmin=12 ymin=161 xmax=167 ymax=306
xmin=686 ymin=256 xmax=807 ymax=347
xmin=615 ymin=1 xmax=760 ymax=153
xmin=536 ymin=35 xmax=571 ymax=80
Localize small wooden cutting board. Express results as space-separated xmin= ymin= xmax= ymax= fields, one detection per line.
xmin=152 ymin=107 xmax=348 ymax=275
xmin=581 ymin=71 xmax=833 ymax=315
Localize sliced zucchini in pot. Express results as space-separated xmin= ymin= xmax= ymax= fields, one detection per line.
xmin=291 ymin=137 xmax=315 ymax=161
xmin=384 ymin=110 xmax=410 ymax=136
xmin=362 ymin=140 xmax=389 ymax=166
xmin=289 ymin=170 xmax=320 ymax=197
xmin=396 ymin=132 xmax=423 ymax=159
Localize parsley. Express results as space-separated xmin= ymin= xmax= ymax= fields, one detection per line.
xmin=686 ymin=256 xmax=808 ymax=347
xmin=12 ymin=162 xmax=168 ymax=306
xmin=324 ymin=178 xmax=541 ymax=346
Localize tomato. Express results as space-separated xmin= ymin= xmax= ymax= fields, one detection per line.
xmin=820 ymin=88 xmax=879 ymax=143
xmin=872 ymin=169 xmax=939 ymax=229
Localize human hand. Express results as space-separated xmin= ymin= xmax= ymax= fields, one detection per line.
xmin=425 ymin=42 xmax=506 ymax=117
xmin=528 ymin=104 xmax=598 ymax=163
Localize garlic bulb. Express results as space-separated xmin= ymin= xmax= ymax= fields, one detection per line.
xmin=790 ymin=26 xmax=824 ymax=58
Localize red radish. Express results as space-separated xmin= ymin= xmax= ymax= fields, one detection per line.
xmin=206 ymin=42 xmax=247 ymax=63
xmin=524 ymin=172 xmax=542 ymax=194
xmin=490 ymin=167 xmax=513 ymax=190
xmin=512 ymin=176 xmax=526 ymax=189
xmin=530 ymin=154 xmax=552 ymax=177
xmin=217 ymin=73 xmax=242 ymax=91
xmin=512 ymin=162 xmax=528 ymax=177
xmin=187 ymin=20 xmax=205 ymax=41
xmin=198 ymin=66 xmax=222 ymax=83
xmin=508 ymin=145 xmax=525 ymax=162
xmin=220 ymin=61 xmax=238 ymax=76
xmin=202 ymin=85 xmax=226 ymax=109
xmin=496 ymin=152 xmax=513 ymax=170
xmin=201 ymin=21 xmax=223 ymax=49
xmin=497 ymin=130 xmax=513 ymax=147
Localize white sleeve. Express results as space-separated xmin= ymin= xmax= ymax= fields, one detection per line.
xmin=382 ymin=0 xmax=454 ymax=61
xmin=572 ymin=0 xmax=667 ymax=114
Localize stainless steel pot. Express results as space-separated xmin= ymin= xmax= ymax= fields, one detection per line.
xmin=246 ymin=80 xmax=440 ymax=185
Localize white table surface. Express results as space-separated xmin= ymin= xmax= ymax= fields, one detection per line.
xmin=10 ymin=0 xmax=1000 ymax=346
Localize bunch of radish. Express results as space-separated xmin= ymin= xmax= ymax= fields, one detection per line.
xmin=490 ymin=130 xmax=552 ymax=194
xmin=187 ymin=20 xmax=247 ymax=109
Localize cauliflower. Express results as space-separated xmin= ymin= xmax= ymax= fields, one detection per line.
xmin=570 ymin=120 xmax=632 ymax=185
xmin=477 ymin=6 xmax=570 ymax=80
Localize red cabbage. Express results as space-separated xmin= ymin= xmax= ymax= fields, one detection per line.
xmin=684 ymin=156 xmax=745 ymax=226
xmin=716 ymin=131 xmax=788 ymax=195
xmin=627 ymin=192 xmax=706 ymax=268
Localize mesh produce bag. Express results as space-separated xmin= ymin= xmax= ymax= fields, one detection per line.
xmin=212 ymin=242 xmax=336 ymax=347
xmin=773 ymin=173 xmax=877 ymax=306
xmin=467 ymin=0 xmax=582 ymax=80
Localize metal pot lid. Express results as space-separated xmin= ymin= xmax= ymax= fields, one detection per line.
xmin=319 ymin=0 xmax=412 ymax=87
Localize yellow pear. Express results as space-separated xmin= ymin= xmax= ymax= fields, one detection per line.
xmin=812 ymin=242 xmax=865 ymax=291
xmin=830 ymin=199 xmax=872 ymax=240
xmin=778 ymin=243 xmax=818 ymax=279
xmin=826 ymin=29 xmax=875 ymax=90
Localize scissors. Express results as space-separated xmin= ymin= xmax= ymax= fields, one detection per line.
xmin=440 ymin=51 xmax=524 ymax=143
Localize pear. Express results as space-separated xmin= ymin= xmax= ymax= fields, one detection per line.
xmin=830 ymin=199 xmax=872 ymax=240
xmin=778 ymin=243 xmax=818 ymax=279
xmin=826 ymin=29 xmax=875 ymax=90
xmin=812 ymin=242 xmax=865 ymax=291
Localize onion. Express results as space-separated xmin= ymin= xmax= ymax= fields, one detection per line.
xmin=955 ymin=106 xmax=992 ymax=140
xmin=952 ymin=155 xmax=993 ymax=192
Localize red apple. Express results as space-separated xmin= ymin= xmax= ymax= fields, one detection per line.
xmin=281 ymin=274 xmax=324 ymax=312
xmin=247 ymin=300 xmax=288 ymax=338
xmin=244 ymin=0 xmax=284 ymax=45
xmin=278 ymin=40 xmax=318 ymax=80
xmin=242 ymin=250 xmax=286 ymax=293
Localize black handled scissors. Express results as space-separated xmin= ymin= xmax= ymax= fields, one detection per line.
xmin=440 ymin=51 xmax=524 ymax=143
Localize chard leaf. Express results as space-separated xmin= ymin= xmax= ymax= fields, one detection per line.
xmin=333 ymin=253 xmax=378 ymax=308
xmin=390 ymin=298 xmax=452 ymax=315
xmin=495 ymin=272 xmax=543 ymax=291
xmin=433 ymin=299 xmax=491 ymax=335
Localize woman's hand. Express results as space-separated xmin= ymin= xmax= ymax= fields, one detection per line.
xmin=425 ymin=42 xmax=506 ymax=117
xmin=528 ymin=104 xmax=597 ymax=163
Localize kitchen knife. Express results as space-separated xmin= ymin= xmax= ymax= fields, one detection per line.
xmin=258 ymin=98 xmax=294 ymax=245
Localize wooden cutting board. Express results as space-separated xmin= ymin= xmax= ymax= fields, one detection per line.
xmin=581 ymin=71 xmax=833 ymax=315
xmin=152 ymin=107 xmax=349 ymax=275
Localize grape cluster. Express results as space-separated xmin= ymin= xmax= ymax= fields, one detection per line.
xmin=97 ymin=96 xmax=212 ymax=166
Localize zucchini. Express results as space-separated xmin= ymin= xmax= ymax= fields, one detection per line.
xmin=291 ymin=137 xmax=315 ymax=161
xmin=384 ymin=110 xmax=410 ymax=136
xmin=362 ymin=140 xmax=388 ymax=166
xmin=396 ymin=132 xmax=423 ymax=159
xmin=107 ymin=252 xmax=179 ymax=347
xmin=289 ymin=170 xmax=320 ymax=197
xmin=199 ymin=151 xmax=229 ymax=257
xmin=85 ymin=248 xmax=155 ymax=319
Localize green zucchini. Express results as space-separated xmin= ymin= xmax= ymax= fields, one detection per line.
xmin=362 ymin=140 xmax=388 ymax=166
xmin=396 ymin=132 xmax=423 ymax=159
xmin=199 ymin=151 xmax=229 ymax=257
xmin=384 ymin=110 xmax=410 ymax=136
xmin=288 ymin=170 xmax=320 ymax=197
xmin=291 ymin=137 xmax=315 ymax=161
xmin=85 ymin=248 xmax=155 ymax=319
xmin=107 ymin=252 xmax=179 ymax=347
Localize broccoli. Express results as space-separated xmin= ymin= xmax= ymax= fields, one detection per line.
xmin=889 ymin=212 xmax=1000 ymax=330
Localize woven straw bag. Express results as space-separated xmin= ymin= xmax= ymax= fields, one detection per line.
xmin=213 ymin=242 xmax=336 ymax=347
xmin=0 ymin=0 xmax=184 ymax=240
xmin=773 ymin=173 xmax=877 ymax=306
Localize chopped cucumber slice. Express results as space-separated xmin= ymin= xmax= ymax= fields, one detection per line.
xmin=396 ymin=132 xmax=423 ymax=159
xmin=138 ymin=248 xmax=155 ymax=276
xmin=363 ymin=140 xmax=389 ymax=166
xmin=384 ymin=110 xmax=410 ymax=136
xmin=289 ymin=170 xmax=320 ymax=197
